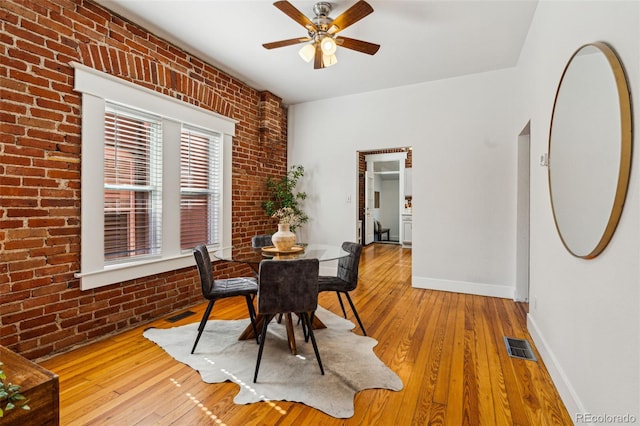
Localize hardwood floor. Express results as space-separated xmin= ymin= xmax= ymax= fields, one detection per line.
xmin=40 ymin=244 xmax=572 ymax=425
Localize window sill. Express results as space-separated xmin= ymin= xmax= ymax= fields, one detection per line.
xmin=75 ymin=251 xmax=201 ymax=290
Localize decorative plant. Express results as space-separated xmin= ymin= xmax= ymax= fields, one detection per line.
xmin=0 ymin=361 xmax=30 ymax=418
xmin=262 ymin=164 xmax=308 ymax=231
xmin=272 ymin=206 xmax=304 ymax=229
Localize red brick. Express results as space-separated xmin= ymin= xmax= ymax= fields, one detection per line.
xmin=60 ymin=313 xmax=92 ymax=329
xmin=32 ymin=282 xmax=68 ymax=297
xmin=10 ymin=277 xmax=50 ymax=292
xmin=37 ymin=14 xmax=73 ymax=38
xmin=35 ymin=97 xmax=72 ymax=112
xmin=7 ymin=227 xmax=46 ymax=239
xmin=19 ymin=345 xmax=55 ymax=361
xmin=24 ymin=129 xmax=64 ymax=144
xmin=9 ymin=270 xmax=34 ymax=282
xmin=40 ymin=328 xmax=77 ymax=345
xmin=2 ymin=307 xmax=44 ymax=325
xmin=77 ymin=318 xmax=107 ymax=333
xmin=0 ymin=185 xmax=39 ymax=197
xmin=86 ymin=324 xmax=117 ymax=339
xmin=0 ymin=300 xmax=22 ymax=316
xmin=7 ymin=208 xmax=49 ymax=217
xmin=78 ymin=301 xmax=108 ymax=315
xmin=4 ymin=238 xmax=44 ymax=250
xmin=20 ymin=323 xmax=59 ymax=341
xmin=51 ymin=334 xmax=85 ymax=352
xmin=5 ymin=165 xmax=45 ymax=177
xmin=0 ymin=323 xmax=18 ymax=337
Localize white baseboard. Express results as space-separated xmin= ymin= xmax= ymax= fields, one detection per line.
xmin=527 ymin=314 xmax=585 ymax=424
xmin=412 ymin=276 xmax=514 ymax=299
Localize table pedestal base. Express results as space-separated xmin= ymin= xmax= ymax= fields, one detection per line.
xmin=238 ymin=313 xmax=326 ymax=355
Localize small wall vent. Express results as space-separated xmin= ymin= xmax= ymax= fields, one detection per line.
xmin=166 ymin=310 xmax=196 ymax=323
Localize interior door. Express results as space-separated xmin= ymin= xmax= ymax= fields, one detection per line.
xmin=364 ymin=170 xmax=374 ymax=244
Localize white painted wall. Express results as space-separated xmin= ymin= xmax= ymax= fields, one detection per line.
xmin=515 ymin=0 xmax=639 ymax=420
xmin=288 ymin=67 xmax=518 ymax=299
xmin=288 ymin=2 xmax=639 ymax=420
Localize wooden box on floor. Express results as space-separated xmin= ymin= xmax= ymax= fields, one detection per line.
xmin=0 ymin=345 xmax=59 ymax=425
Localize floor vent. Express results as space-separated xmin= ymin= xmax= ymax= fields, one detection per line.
xmin=504 ymin=336 xmax=537 ymax=361
xmin=166 ymin=310 xmax=196 ymax=323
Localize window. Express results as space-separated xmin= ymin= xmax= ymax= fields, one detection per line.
xmin=73 ymin=62 xmax=235 ymax=290
xmin=104 ymin=105 xmax=162 ymax=262
xmin=180 ymin=127 xmax=221 ymax=249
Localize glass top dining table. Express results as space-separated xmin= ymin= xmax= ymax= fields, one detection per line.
xmin=213 ymin=242 xmax=348 ymax=355
xmin=212 ymin=243 xmax=348 ymax=271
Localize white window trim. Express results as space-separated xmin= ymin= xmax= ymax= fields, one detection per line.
xmin=71 ymin=62 xmax=236 ymax=290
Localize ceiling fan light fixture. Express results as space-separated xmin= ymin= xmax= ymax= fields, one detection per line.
xmin=263 ymin=1 xmax=378 ymax=70
xmin=298 ymin=43 xmax=315 ymax=62
xmin=323 ymin=53 xmax=338 ymax=67
xmin=320 ymin=36 xmax=337 ymax=55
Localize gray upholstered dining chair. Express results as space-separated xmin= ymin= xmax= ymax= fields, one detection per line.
xmin=318 ymin=241 xmax=367 ymax=335
xmin=250 ymin=234 xmax=273 ymax=280
xmin=251 ymin=234 xmax=273 ymax=248
xmin=253 ymin=258 xmax=324 ymax=382
xmin=191 ymin=244 xmax=258 ymax=354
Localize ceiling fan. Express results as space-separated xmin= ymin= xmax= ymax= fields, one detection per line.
xmin=263 ymin=1 xmax=380 ymax=69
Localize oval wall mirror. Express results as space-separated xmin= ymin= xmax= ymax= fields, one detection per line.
xmin=548 ymin=42 xmax=632 ymax=259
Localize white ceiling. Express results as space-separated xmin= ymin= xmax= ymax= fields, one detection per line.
xmin=94 ymin=0 xmax=538 ymax=105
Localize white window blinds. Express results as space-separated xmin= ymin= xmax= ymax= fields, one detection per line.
xmin=104 ymin=104 xmax=162 ymax=263
xmin=180 ymin=126 xmax=221 ymax=249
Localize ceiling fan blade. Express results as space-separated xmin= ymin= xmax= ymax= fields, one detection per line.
xmin=314 ymin=43 xmax=324 ymax=69
xmin=263 ymin=37 xmax=311 ymax=49
xmin=273 ymin=1 xmax=317 ymax=32
xmin=336 ymin=36 xmax=380 ymax=55
xmin=328 ymin=0 xmax=374 ymax=34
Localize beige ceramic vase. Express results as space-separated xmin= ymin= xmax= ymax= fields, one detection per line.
xmin=271 ymin=223 xmax=296 ymax=251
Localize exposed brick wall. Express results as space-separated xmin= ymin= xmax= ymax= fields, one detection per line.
xmin=0 ymin=0 xmax=287 ymax=359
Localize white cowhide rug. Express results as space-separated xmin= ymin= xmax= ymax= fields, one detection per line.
xmin=143 ymin=307 xmax=403 ymax=418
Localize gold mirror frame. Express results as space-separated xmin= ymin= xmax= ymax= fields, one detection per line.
xmin=548 ymin=42 xmax=632 ymax=259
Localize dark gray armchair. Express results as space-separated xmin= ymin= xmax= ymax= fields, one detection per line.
xmin=191 ymin=244 xmax=258 ymax=354
xmin=253 ymin=258 xmax=324 ymax=382
xmin=318 ymin=241 xmax=366 ymax=335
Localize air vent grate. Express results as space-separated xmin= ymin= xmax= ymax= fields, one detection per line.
xmin=166 ymin=310 xmax=196 ymax=323
xmin=504 ymin=336 xmax=537 ymax=361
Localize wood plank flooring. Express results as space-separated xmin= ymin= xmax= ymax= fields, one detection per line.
xmin=40 ymin=243 xmax=572 ymax=425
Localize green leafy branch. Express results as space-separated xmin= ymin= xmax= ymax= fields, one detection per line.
xmin=262 ymin=164 xmax=308 ymax=232
xmin=0 ymin=362 xmax=30 ymax=418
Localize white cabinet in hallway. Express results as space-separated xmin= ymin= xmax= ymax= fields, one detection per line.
xmin=402 ymin=214 xmax=412 ymax=248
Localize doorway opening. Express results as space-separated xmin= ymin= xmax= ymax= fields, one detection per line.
xmin=357 ymin=147 xmax=412 ymax=247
